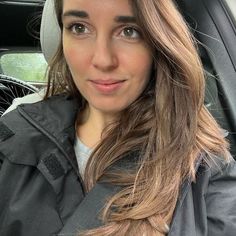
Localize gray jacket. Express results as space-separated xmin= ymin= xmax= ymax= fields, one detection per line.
xmin=0 ymin=95 xmax=236 ymax=236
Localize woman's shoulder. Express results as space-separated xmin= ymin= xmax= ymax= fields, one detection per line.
xmin=2 ymin=90 xmax=45 ymax=115
xmin=1 ymin=93 xmax=78 ymax=133
xmin=0 ymin=93 xmax=78 ymax=166
xmin=196 ymin=153 xmax=236 ymax=192
xmin=204 ymin=153 xmax=236 ymax=177
xmin=2 ymin=92 xmax=76 ymax=116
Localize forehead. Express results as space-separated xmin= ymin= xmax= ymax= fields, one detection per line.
xmin=62 ymin=0 xmax=133 ymax=15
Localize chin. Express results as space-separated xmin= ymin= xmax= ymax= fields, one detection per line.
xmin=94 ymin=103 xmax=128 ymax=115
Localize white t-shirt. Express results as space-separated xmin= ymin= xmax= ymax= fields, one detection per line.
xmin=74 ymin=138 xmax=92 ymax=179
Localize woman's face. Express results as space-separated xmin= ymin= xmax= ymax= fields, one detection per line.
xmin=62 ymin=0 xmax=153 ymax=116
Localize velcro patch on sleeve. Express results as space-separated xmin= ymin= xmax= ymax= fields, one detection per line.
xmin=0 ymin=121 xmax=15 ymax=142
xmin=43 ymin=154 xmax=65 ymax=180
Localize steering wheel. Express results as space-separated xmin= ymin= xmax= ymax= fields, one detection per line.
xmin=0 ymin=74 xmax=38 ymax=116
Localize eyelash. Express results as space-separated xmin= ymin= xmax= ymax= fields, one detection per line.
xmin=120 ymin=26 xmax=142 ymax=39
xmin=66 ymin=23 xmax=90 ymax=35
xmin=65 ymin=22 xmax=142 ymax=40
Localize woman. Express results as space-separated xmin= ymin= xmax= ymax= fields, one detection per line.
xmin=0 ymin=0 xmax=236 ymax=235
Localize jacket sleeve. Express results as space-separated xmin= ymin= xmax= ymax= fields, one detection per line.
xmin=206 ymin=158 xmax=236 ymax=236
xmin=0 ymin=144 xmax=64 ymax=236
xmin=0 ymin=119 xmax=63 ymax=236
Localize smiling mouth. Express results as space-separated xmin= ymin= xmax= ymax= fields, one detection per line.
xmin=89 ymin=79 xmax=126 ymax=93
xmin=91 ymin=79 xmax=125 ymax=85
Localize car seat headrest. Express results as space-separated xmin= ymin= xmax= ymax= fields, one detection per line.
xmin=40 ymin=0 xmax=61 ymax=63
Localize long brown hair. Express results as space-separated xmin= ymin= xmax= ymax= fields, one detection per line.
xmin=45 ymin=0 xmax=230 ymax=235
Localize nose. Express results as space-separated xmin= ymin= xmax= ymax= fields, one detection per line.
xmin=91 ymin=37 xmax=118 ymax=72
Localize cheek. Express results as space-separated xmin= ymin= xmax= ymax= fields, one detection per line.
xmin=63 ymin=50 xmax=78 ymax=69
xmin=63 ymin=41 xmax=90 ymax=76
xmin=120 ymin=43 xmax=153 ymax=77
xmin=138 ymin=59 xmax=153 ymax=79
xmin=133 ymin=53 xmax=153 ymax=99
xmin=129 ymin=50 xmax=153 ymax=84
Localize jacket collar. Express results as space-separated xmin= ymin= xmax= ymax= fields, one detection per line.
xmin=18 ymin=94 xmax=79 ymax=139
xmin=18 ymin=94 xmax=80 ymax=172
xmin=0 ymin=95 xmax=80 ymax=174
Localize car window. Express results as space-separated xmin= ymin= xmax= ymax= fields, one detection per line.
xmin=0 ymin=51 xmax=47 ymax=88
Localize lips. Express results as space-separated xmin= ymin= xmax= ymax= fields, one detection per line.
xmin=89 ymin=79 xmax=125 ymax=93
xmin=91 ymin=79 xmax=124 ymax=85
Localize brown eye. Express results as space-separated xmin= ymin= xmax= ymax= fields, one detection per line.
xmin=70 ymin=23 xmax=89 ymax=34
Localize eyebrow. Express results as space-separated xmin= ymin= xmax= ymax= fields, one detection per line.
xmin=114 ymin=16 xmax=136 ymax=23
xmin=63 ymin=10 xmax=89 ymax=19
xmin=62 ymin=10 xmax=136 ymax=23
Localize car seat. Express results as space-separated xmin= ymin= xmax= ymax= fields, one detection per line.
xmin=175 ymin=0 xmax=236 ymax=157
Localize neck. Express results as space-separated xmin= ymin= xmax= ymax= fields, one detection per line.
xmin=76 ymin=105 xmax=118 ymax=148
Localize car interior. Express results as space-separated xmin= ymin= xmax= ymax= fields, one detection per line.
xmin=0 ymin=0 xmax=236 ymax=157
